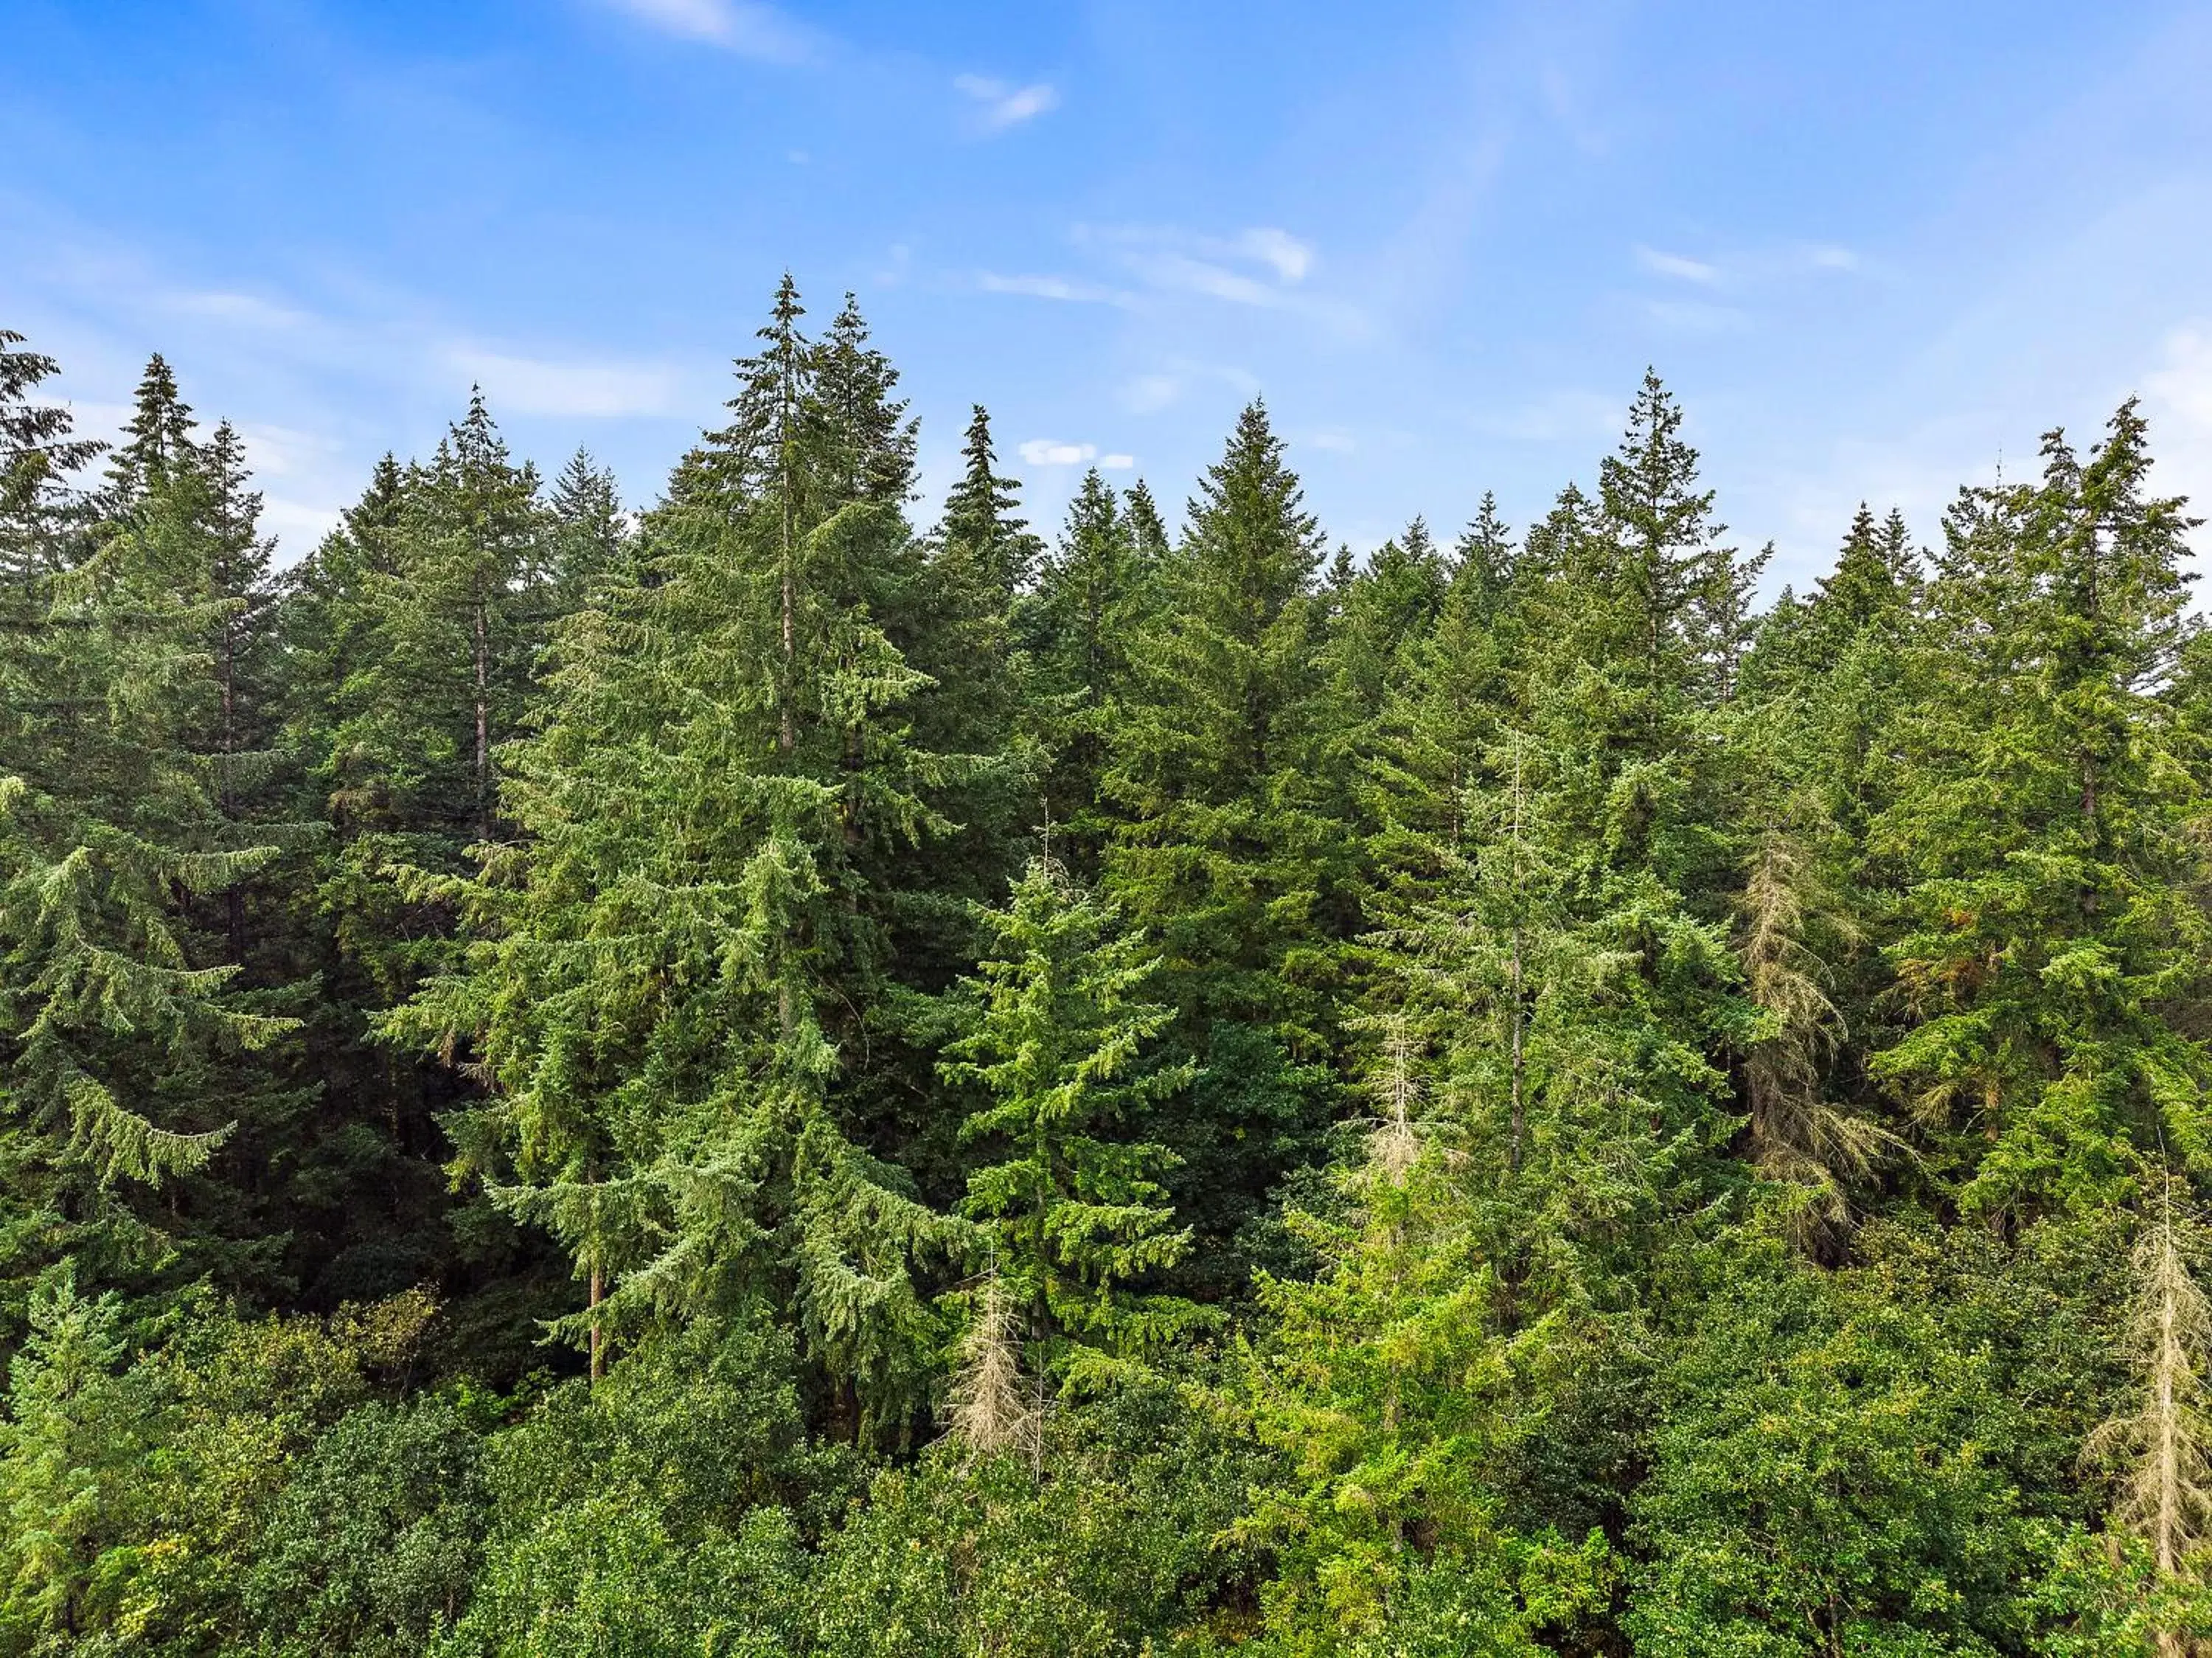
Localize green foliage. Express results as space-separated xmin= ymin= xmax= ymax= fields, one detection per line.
xmin=440 ymin=1318 xmax=830 ymax=1658
xmin=6 ymin=311 xmax=2212 ymax=1654
xmin=942 ymin=859 xmax=1199 ymax=1373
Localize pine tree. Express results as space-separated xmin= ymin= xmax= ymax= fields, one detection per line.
xmin=394 ymin=282 xmax=967 ymax=1435
xmin=1103 ymin=401 xmax=1349 ymax=1285
xmin=101 ymin=353 xmax=194 ymax=513
xmin=1023 ymin=468 xmax=1148 ymax=868
xmin=0 ymin=352 xmax=304 ymax=1302
xmin=942 ymin=859 xmax=1195 ymax=1377
xmin=1733 ymin=823 xmax=1889 ymax=1250
xmin=1106 ymin=400 xmax=1343 ymax=1044
xmin=1872 ymin=404 xmax=2210 ymax=1218
xmin=546 ymin=448 xmax=627 ymax=610
xmin=2086 ymin=1187 xmax=2212 ymax=1651
xmin=1593 ymin=370 xmax=1753 ymax=717
xmin=937 ymin=404 xmax=1038 ymax=603
xmin=1121 ymin=478 xmax=1170 ymax=569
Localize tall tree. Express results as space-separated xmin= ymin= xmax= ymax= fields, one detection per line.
xmin=0 ymin=350 xmax=304 ymax=1302
xmin=942 ymin=859 xmax=1195 ymax=1384
xmin=396 ymin=282 xmax=967 ymax=1432
xmin=1103 ymin=401 xmax=1348 ymax=1286
xmin=1023 ymin=468 xmax=1149 ymax=869
xmin=1873 ymin=404 xmax=2211 ymax=1219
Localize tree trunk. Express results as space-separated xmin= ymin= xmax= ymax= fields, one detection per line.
xmin=473 ymin=575 xmax=492 ymax=840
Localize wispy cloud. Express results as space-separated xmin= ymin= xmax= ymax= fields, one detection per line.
xmin=1099 ymin=453 xmax=1135 ymax=469
xmin=1632 ymin=240 xmax=1865 ymax=288
xmin=602 ymin=0 xmax=818 ymax=63
xmin=1062 ymin=223 xmax=1363 ymax=332
xmin=2146 ymin=324 xmax=2212 ymax=426
xmin=975 ymin=271 xmax=1136 ymax=307
xmin=955 ymin=74 xmax=1059 ymax=133
xmin=1635 ymin=245 xmax=1719 ymax=284
xmin=235 ymin=421 xmax=341 ymax=479
xmin=2144 ymin=322 xmax=2212 ymax=513
xmin=1121 ymin=373 xmax=1182 ymax=414
xmin=1018 ymin=438 xmax=1096 ymax=465
xmin=448 ymin=348 xmax=678 ymax=417
xmin=1236 ymin=228 xmax=1313 ymax=283
xmin=1116 ymin=360 xmax=1262 ymax=416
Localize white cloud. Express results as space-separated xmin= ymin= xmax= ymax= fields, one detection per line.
xmin=1017 ymin=438 xmax=1096 ymax=466
xmin=955 ymin=74 xmax=1059 ymax=132
xmin=1070 ymin=223 xmax=1361 ymax=332
xmin=2147 ymin=324 xmax=2212 ymax=427
xmin=1099 ymin=453 xmax=1135 ymax=469
xmin=1235 ymin=228 xmax=1313 ymax=283
xmin=260 ymin=496 xmax=345 ymax=550
xmin=975 ymin=271 xmax=1135 ymax=307
xmin=1136 ymin=252 xmax=1284 ymax=308
xmin=1634 ymin=245 xmax=1719 ymax=284
xmin=2144 ymin=322 xmax=2212 ymax=516
xmin=236 ymin=421 xmax=341 ymax=479
xmin=602 ymin=0 xmax=817 ymax=62
xmin=448 ymin=348 xmax=678 ymax=417
xmin=1307 ymin=428 xmax=1357 ymax=453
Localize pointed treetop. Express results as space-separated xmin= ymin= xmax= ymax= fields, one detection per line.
xmin=106 ymin=351 xmax=197 ymax=507
xmin=1181 ymin=398 xmax=1324 ymax=625
xmin=1811 ymin=503 xmax=1920 ymax=634
xmin=1453 ymin=491 xmax=1515 ymax=614
xmin=1122 ymin=479 xmax=1169 ymax=565
xmin=939 ymin=403 xmax=1037 ymax=597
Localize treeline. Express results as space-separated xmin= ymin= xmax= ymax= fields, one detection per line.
xmin=1 ymin=281 xmax=2210 ymax=1654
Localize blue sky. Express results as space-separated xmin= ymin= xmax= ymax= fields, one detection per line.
xmin=4 ymin=0 xmax=2211 ymax=589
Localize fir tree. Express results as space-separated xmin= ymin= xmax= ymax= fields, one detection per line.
xmin=0 ymin=354 xmax=304 ymax=1301
xmin=1872 ymin=404 xmax=2210 ymax=1218
xmin=1024 ymin=468 xmax=1148 ymax=868
xmin=395 ymin=282 xmax=967 ymax=1435
xmin=942 ymin=859 xmax=1195 ymax=1377
xmin=1103 ymin=400 xmax=1348 ymax=1286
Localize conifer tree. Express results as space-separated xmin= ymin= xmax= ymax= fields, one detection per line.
xmin=1106 ymin=400 xmax=1342 ymax=1041
xmin=396 ymin=282 xmax=967 ymax=1433
xmin=942 ymin=859 xmax=1195 ymax=1376
xmin=101 ymin=353 xmax=194 ymax=513
xmin=1872 ymin=404 xmax=2210 ymax=1218
xmin=546 ymin=448 xmax=627 ymax=609
xmin=1322 ymin=516 xmax=1448 ymax=733
xmin=0 ymin=350 xmax=303 ymax=1300
xmin=1024 ymin=468 xmax=1148 ymax=868
xmin=1104 ymin=401 xmax=1349 ymax=1282
xmin=2086 ymin=1187 xmax=2212 ymax=1651
xmin=937 ymin=403 xmax=1040 ymax=603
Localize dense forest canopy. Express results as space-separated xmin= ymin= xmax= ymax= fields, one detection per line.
xmin=3 ymin=284 xmax=2212 ymax=1655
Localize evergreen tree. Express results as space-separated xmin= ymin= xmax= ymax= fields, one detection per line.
xmin=395 ymin=282 xmax=967 ymax=1432
xmin=546 ymin=448 xmax=627 ymax=609
xmin=1872 ymin=404 xmax=2209 ymax=1218
xmin=942 ymin=859 xmax=1196 ymax=1382
xmin=0 ymin=353 xmax=307 ymax=1302
xmin=1103 ymin=401 xmax=1349 ymax=1286
xmin=101 ymin=353 xmax=195 ymax=513
xmin=1023 ymin=468 xmax=1148 ymax=869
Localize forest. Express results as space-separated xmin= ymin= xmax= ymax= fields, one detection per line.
xmin=1 ymin=276 xmax=2210 ymax=1656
